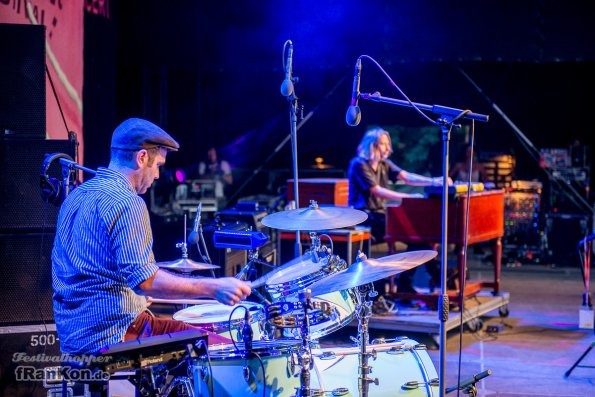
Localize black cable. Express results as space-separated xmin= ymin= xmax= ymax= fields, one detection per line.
xmin=45 ymin=64 xmax=70 ymax=133
xmin=252 ymin=351 xmax=267 ymax=397
xmin=358 ymin=55 xmax=437 ymax=126
xmin=228 ymin=305 xmax=249 ymax=351
xmin=456 ymin=118 xmax=476 ymax=397
xmin=196 ymin=339 xmax=213 ymax=397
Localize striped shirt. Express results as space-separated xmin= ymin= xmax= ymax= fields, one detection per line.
xmin=52 ymin=167 xmax=159 ymax=354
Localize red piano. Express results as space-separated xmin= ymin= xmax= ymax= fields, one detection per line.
xmin=384 ymin=189 xmax=505 ymax=303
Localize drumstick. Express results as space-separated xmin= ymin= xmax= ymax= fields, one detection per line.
xmin=147 ymin=297 xmax=215 ymax=305
xmin=249 ymin=277 xmax=267 ymax=289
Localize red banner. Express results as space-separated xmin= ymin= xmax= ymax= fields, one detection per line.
xmin=1 ymin=0 xmax=84 ymax=157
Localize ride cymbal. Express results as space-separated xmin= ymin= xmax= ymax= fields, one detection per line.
xmin=261 ymin=201 xmax=367 ymax=231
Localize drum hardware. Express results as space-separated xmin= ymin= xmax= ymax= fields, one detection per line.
xmin=311 ymin=338 xmax=438 ymax=396
xmin=293 ymin=289 xmax=315 ymax=397
xmin=157 ymin=213 xmax=220 ymax=273
xmin=187 ymin=203 xmax=218 ymax=276
xmin=401 ymin=378 xmax=440 ymax=390
xmin=371 ymin=295 xmax=395 ymax=315
xmin=369 ymin=336 xmax=408 ymax=345
xmin=260 ymin=233 xmax=358 ymax=341
xmin=236 ymin=247 xmax=275 ymax=304
xmin=261 ymin=200 xmax=368 ymax=231
xmin=262 ymin=233 xmax=348 ymax=297
xmin=306 ymin=250 xmax=437 ymax=397
xmin=174 ymin=302 xmax=267 ymax=342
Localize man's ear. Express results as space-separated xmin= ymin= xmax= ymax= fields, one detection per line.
xmin=135 ymin=149 xmax=149 ymax=168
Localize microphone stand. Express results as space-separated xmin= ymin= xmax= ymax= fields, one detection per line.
xmin=281 ymin=40 xmax=303 ymax=258
xmin=58 ymin=157 xmax=97 ymax=198
xmin=359 ymin=92 xmax=488 ymax=397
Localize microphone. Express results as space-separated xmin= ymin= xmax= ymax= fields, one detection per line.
xmin=188 ymin=202 xmax=202 ymax=244
xmin=345 ymin=58 xmax=362 ymax=126
xmin=446 ymin=369 xmax=492 ymax=393
xmin=280 ymin=41 xmax=294 ymax=97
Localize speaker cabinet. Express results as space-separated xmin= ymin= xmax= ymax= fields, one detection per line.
xmin=0 ymin=233 xmax=55 ymax=325
xmin=0 ymin=24 xmax=46 ymax=138
xmin=0 ymin=139 xmax=75 ymax=232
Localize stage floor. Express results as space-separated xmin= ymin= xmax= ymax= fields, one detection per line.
xmin=317 ymin=247 xmax=595 ymax=397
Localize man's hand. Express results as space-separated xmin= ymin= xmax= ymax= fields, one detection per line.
xmin=211 ymin=277 xmax=252 ymax=306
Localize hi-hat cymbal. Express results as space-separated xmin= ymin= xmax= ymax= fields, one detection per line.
xmin=157 ymin=257 xmax=220 ymax=272
xmin=308 ymin=250 xmax=438 ymax=296
xmin=261 ymin=202 xmax=368 ymax=231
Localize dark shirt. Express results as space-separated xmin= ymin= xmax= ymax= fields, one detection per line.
xmin=348 ymin=157 xmax=402 ymax=213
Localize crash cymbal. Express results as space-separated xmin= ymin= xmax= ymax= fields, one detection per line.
xmin=261 ymin=201 xmax=368 ymax=231
xmin=308 ymin=250 xmax=438 ymax=296
xmin=157 ymin=257 xmax=220 ymax=272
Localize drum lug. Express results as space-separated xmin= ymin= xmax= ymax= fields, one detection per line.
xmin=288 ymin=351 xmax=300 ymax=376
xmin=242 ymin=364 xmax=250 ymax=382
xmin=319 ymin=351 xmax=337 ymax=360
xmin=199 ymin=364 xmax=209 ymax=381
xmin=388 ymin=346 xmax=405 ymax=355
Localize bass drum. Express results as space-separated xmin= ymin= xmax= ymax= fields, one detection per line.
xmin=192 ymin=339 xmax=303 ymax=397
xmin=173 ymin=301 xmax=267 ymax=343
xmin=311 ymin=338 xmax=439 ymax=396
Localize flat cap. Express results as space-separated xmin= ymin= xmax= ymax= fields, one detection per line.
xmin=111 ymin=118 xmax=180 ymax=152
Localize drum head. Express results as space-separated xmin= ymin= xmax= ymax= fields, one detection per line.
xmin=173 ymin=301 xmax=263 ymax=324
xmin=266 ymin=253 xmax=327 ymax=285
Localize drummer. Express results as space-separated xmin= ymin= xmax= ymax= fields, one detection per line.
xmin=52 ymin=118 xmax=251 ymax=355
xmin=348 ymin=127 xmax=451 ymax=294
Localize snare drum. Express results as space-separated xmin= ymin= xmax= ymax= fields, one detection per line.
xmin=266 ymin=251 xmax=348 ymax=298
xmin=192 ymin=339 xmax=302 ymax=397
xmin=311 ymin=338 xmax=439 ymax=396
xmin=265 ymin=252 xmax=357 ymax=340
xmin=173 ymin=302 xmax=266 ymax=343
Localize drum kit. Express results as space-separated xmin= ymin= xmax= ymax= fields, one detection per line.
xmin=155 ymin=201 xmax=439 ymax=397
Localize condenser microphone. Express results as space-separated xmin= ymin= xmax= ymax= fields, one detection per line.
xmin=188 ymin=202 xmax=202 ymax=244
xmin=345 ymin=58 xmax=362 ymax=126
xmin=280 ymin=41 xmax=294 ymax=97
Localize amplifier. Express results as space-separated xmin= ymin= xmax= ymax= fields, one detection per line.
xmin=287 ymin=178 xmax=348 ymax=208
xmin=216 ymin=207 xmax=269 ymax=232
xmin=0 ymin=324 xmax=85 ymax=397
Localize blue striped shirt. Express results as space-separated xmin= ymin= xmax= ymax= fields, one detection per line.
xmin=52 ymin=167 xmax=159 ymax=354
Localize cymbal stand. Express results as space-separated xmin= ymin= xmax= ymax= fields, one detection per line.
xmin=354 ymin=281 xmax=379 ymax=397
xmin=175 ymin=214 xmax=190 ymax=262
xmin=293 ymin=289 xmax=313 ymax=397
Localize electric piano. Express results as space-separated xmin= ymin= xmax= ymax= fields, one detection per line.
xmin=385 ymin=189 xmax=504 ymax=303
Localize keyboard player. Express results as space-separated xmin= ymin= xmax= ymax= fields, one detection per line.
xmin=347 ymin=127 xmax=451 ymax=294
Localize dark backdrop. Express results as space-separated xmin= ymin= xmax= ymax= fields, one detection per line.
xmin=82 ymin=1 xmax=595 ymax=206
